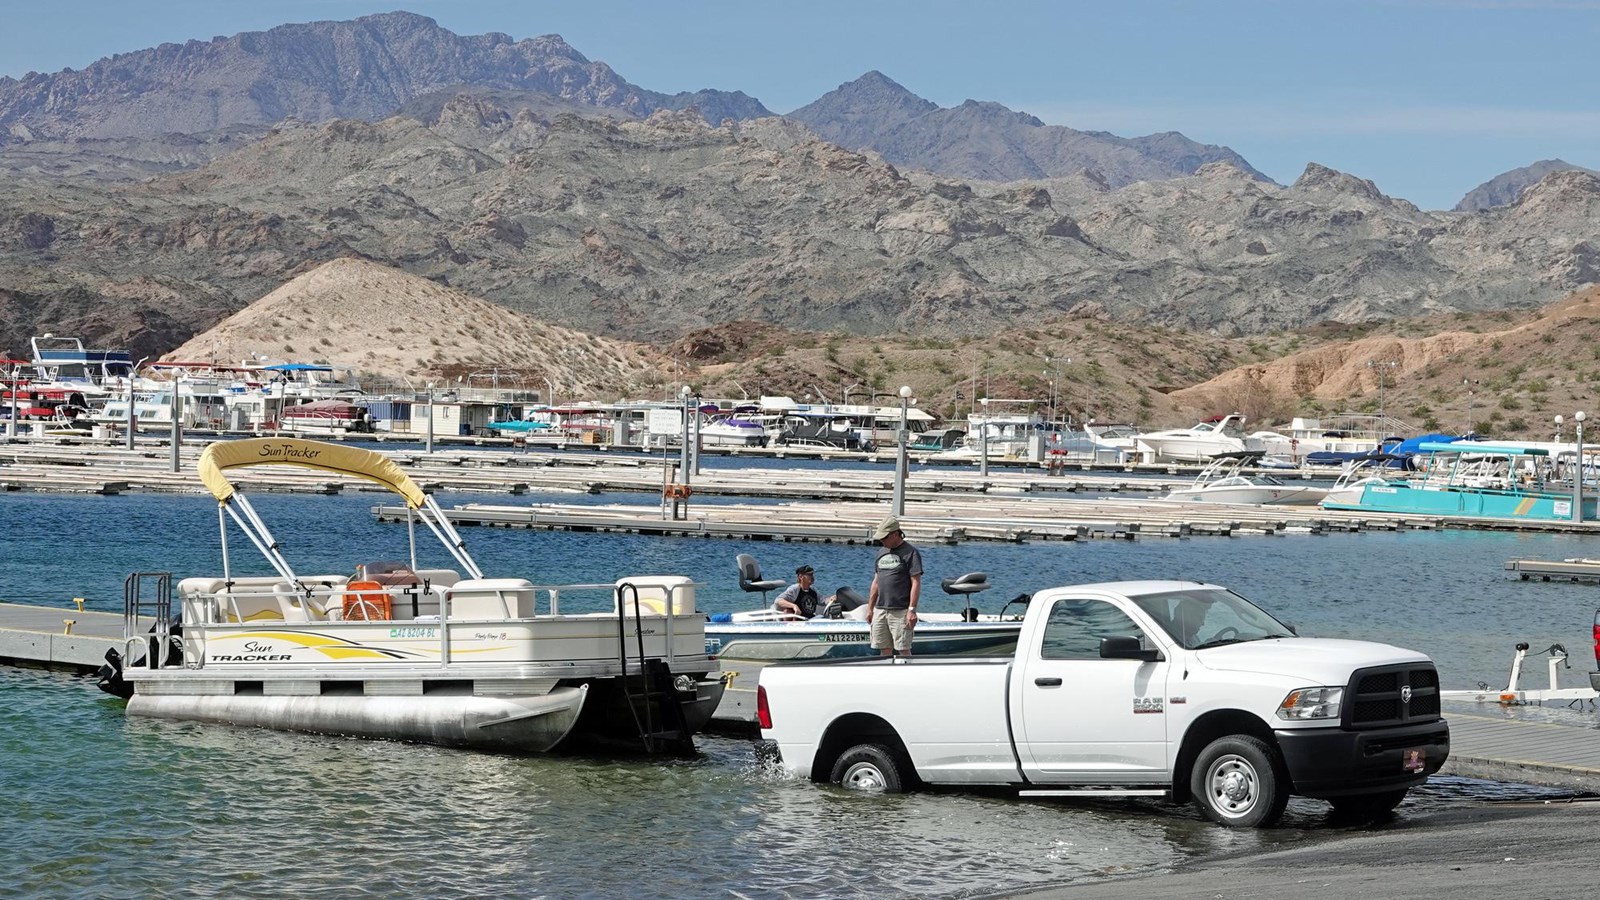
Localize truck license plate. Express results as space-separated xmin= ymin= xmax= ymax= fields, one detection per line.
xmin=1402 ymin=748 xmax=1426 ymax=773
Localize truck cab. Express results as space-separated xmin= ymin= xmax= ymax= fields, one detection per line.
xmin=758 ymin=580 xmax=1449 ymax=827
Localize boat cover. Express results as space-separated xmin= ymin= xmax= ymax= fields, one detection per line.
xmin=198 ymin=438 xmax=427 ymax=508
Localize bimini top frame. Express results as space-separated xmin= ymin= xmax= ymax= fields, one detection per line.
xmin=196 ymin=438 xmax=484 ymax=586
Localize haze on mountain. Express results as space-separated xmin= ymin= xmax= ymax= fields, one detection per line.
xmin=1455 ymin=159 xmax=1599 ymax=212
xmin=0 ymin=11 xmax=769 ymax=143
xmin=787 ymin=71 xmax=1270 ymax=187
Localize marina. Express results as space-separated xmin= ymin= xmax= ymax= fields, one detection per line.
xmin=8 ymin=446 xmax=1600 ymax=896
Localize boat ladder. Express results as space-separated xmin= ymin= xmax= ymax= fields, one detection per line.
xmin=614 ymin=583 xmax=694 ymax=755
xmin=122 ymin=572 xmax=176 ymax=669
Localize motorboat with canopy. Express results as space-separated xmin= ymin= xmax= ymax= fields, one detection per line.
xmin=103 ymin=438 xmax=723 ymax=754
xmin=1161 ymin=450 xmax=1328 ymax=506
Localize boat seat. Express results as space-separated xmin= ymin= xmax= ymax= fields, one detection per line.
xmin=615 ymin=575 xmax=696 ymax=616
xmin=736 ymin=554 xmax=786 ymax=603
xmin=940 ymin=572 xmax=990 ymax=596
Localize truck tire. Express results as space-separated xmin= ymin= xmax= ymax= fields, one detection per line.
xmin=1327 ymin=788 xmax=1408 ymax=817
xmin=830 ymin=743 xmax=906 ymax=794
xmin=1190 ymin=735 xmax=1288 ymax=827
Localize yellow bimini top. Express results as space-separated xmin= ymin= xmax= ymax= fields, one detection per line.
xmin=197 ymin=438 xmax=427 ymax=509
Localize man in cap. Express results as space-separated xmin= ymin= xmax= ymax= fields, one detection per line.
xmin=866 ymin=515 xmax=922 ymax=657
xmin=773 ymin=564 xmax=823 ymax=619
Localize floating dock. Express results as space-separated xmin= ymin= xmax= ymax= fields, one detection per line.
xmin=1505 ymin=558 xmax=1600 ymax=583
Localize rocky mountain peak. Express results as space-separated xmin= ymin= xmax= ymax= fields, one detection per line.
xmin=952 ymin=99 xmax=1045 ymax=127
xmin=1455 ymin=159 xmax=1594 ymax=212
xmin=0 ymin=11 xmax=771 ymax=141
xmin=1512 ymin=168 xmax=1600 ymax=214
xmin=1291 ymin=163 xmax=1387 ymax=201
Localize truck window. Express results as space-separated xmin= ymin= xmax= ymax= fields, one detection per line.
xmin=1039 ymin=598 xmax=1147 ymax=659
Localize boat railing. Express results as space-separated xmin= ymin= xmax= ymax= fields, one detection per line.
xmin=176 ymin=573 xmax=700 ymax=624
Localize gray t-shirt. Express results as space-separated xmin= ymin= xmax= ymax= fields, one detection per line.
xmin=872 ymin=543 xmax=923 ymax=610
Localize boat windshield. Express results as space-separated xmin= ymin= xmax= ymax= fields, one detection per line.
xmin=1131 ymin=588 xmax=1293 ymax=650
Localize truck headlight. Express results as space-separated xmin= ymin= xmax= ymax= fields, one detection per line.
xmin=1276 ymin=686 xmax=1343 ymax=720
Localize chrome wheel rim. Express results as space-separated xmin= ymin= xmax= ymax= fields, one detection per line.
xmin=841 ymin=761 xmax=887 ymax=792
xmin=1205 ymin=753 xmax=1259 ymax=818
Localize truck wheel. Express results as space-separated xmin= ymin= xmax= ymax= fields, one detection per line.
xmin=1190 ymin=735 xmax=1288 ymax=827
xmin=1327 ymin=788 xmax=1408 ymax=817
xmin=830 ymin=743 xmax=906 ymax=794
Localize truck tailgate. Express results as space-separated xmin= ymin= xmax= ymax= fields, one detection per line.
xmin=761 ymin=658 xmax=1020 ymax=784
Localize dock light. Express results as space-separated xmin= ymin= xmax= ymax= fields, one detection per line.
xmin=892 ymin=386 xmax=913 ymax=517
xmin=1575 ymin=411 xmax=1586 ymax=525
xmin=1276 ymin=686 xmax=1343 ymax=720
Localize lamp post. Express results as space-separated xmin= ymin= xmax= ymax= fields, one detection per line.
xmin=1367 ymin=359 xmax=1398 ymax=423
xmin=169 ymin=375 xmax=182 ymax=473
xmin=892 ymin=386 xmax=911 ymax=517
xmin=1463 ymin=378 xmax=1477 ymax=435
xmin=425 ymin=382 xmax=435 ymax=454
xmin=679 ymin=385 xmax=692 ymax=485
xmin=1574 ymin=410 xmax=1586 ymax=524
xmin=979 ymin=397 xmax=990 ymax=477
xmin=5 ymin=360 xmax=19 ymax=440
xmin=1044 ymin=355 xmax=1070 ymax=424
xmin=1555 ymin=415 xmax=1564 ymax=445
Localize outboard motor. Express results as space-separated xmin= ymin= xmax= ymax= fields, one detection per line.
xmin=96 ymin=648 xmax=132 ymax=700
xmin=819 ymin=586 xmax=869 ymax=619
xmin=96 ymin=616 xmax=182 ymax=699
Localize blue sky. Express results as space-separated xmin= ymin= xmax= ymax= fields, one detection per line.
xmin=2 ymin=0 xmax=1595 ymax=210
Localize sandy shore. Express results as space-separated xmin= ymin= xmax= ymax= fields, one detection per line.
xmin=1013 ymin=800 xmax=1597 ymax=899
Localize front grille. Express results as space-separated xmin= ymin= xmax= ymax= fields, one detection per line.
xmin=1346 ymin=664 xmax=1442 ymax=729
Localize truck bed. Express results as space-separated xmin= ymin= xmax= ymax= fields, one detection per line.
xmin=761 ymin=656 xmax=1022 ymax=784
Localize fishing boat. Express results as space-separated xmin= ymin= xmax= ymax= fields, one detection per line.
xmin=707 ymin=555 xmax=1025 ymax=663
xmin=705 ymin=555 xmax=1024 ymax=725
xmin=1320 ymin=442 xmax=1598 ymax=521
xmin=1161 ymin=450 xmax=1328 ymax=506
xmin=101 ymin=438 xmax=724 ymax=755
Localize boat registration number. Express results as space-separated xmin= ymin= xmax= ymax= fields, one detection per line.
xmin=820 ymin=633 xmax=867 ymax=642
xmin=1402 ymin=747 xmax=1426 ymax=773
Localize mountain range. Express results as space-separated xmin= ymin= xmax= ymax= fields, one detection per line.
xmin=788 ymin=71 xmax=1269 ymax=187
xmin=0 ymin=10 xmax=1595 ymax=366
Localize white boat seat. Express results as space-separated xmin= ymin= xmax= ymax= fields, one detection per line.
xmin=615 ymin=575 xmax=696 ymax=615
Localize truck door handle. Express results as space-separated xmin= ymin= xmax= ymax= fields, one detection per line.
xmin=1034 ymin=677 xmax=1063 ymax=687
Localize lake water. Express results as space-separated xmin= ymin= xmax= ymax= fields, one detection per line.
xmin=2 ymin=475 xmax=1596 ymax=897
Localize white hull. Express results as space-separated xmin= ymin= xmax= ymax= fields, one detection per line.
xmin=1165 ymin=484 xmax=1329 ymax=505
xmin=1138 ymin=435 xmax=1250 ymax=462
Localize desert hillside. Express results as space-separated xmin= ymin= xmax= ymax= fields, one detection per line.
xmin=166 ymin=258 xmax=663 ymax=398
xmin=1173 ymin=286 xmax=1600 ymax=436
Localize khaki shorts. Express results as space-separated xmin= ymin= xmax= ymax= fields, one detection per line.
xmin=870 ymin=608 xmax=914 ymax=652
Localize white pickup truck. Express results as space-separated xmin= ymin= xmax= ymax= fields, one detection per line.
xmin=757 ymin=580 xmax=1448 ymax=827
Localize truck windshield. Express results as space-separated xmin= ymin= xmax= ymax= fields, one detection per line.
xmin=1131 ymin=588 xmax=1293 ymax=651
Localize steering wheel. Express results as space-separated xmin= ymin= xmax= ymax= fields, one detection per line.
xmin=1207 ymin=626 xmax=1241 ymax=642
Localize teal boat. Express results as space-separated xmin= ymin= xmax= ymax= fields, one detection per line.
xmin=1320 ymin=441 xmax=1597 ymax=520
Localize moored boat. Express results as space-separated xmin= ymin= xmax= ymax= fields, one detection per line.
xmin=1320 ymin=441 xmax=1598 ymax=520
xmin=1162 ymin=450 xmax=1328 ymax=506
xmin=103 ymin=438 xmax=724 ymax=754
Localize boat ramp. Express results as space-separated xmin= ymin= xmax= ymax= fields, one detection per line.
xmin=4 ymin=597 xmax=1599 ymax=792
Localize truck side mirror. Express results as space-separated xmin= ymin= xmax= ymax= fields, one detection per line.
xmin=1101 ymin=635 xmax=1162 ymax=662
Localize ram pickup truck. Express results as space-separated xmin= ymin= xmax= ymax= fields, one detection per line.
xmin=757 ymin=580 xmax=1448 ymax=827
